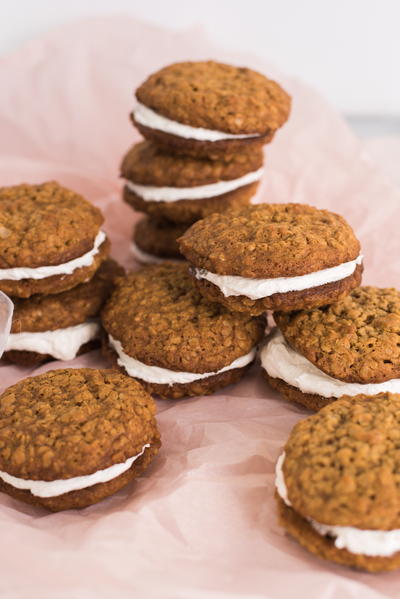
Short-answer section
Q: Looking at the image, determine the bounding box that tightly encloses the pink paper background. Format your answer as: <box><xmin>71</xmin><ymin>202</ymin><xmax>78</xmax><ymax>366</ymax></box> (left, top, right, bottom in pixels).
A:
<box><xmin>0</xmin><ymin>16</ymin><xmax>400</xmax><ymax>598</ymax></box>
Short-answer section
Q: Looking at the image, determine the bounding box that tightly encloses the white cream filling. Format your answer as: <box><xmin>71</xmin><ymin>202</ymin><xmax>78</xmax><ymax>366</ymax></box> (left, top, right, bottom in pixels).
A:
<box><xmin>125</xmin><ymin>168</ymin><xmax>264</xmax><ymax>202</ymax></box>
<box><xmin>133</xmin><ymin>102</ymin><xmax>260</xmax><ymax>142</ymax></box>
<box><xmin>109</xmin><ymin>334</ymin><xmax>256</xmax><ymax>385</ymax></box>
<box><xmin>0</xmin><ymin>231</ymin><xmax>106</xmax><ymax>281</ymax></box>
<box><xmin>5</xmin><ymin>321</ymin><xmax>100</xmax><ymax>361</ymax></box>
<box><xmin>0</xmin><ymin>444</ymin><xmax>150</xmax><ymax>498</ymax></box>
<box><xmin>275</xmin><ymin>452</ymin><xmax>400</xmax><ymax>557</ymax></box>
<box><xmin>130</xmin><ymin>241</ymin><xmax>182</xmax><ymax>265</ymax></box>
<box><xmin>194</xmin><ymin>255</ymin><xmax>363</xmax><ymax>300</ymax></box>
<box><xmin>261</xmin><ymin>329</ymin><xmax>400</xmax><ymax>398</ymax></box>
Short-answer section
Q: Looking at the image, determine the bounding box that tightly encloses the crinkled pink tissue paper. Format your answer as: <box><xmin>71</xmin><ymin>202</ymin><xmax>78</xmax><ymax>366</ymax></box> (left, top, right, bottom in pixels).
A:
<box><xmin>0</xmin><ymin>15</ymin><xmax>399</xmax><ymax>599</ymax></box>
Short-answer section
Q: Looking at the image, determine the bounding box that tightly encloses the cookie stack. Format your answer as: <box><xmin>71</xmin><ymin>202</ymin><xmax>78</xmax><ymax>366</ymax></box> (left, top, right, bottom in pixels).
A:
<box><xmin>122</xmin><ymin>60</ymin><xmax>291</xmax><ymax>263</ymax></box>
<box><xmin>0</xmin><ymin>181</ymin><xmax>122</xmax><ymax>365</ymax></box>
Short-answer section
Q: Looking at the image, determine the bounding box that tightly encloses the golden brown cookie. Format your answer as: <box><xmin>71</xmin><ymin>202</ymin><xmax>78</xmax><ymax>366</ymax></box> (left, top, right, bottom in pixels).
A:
<box><xmin>132</xmin><ymin>61</ymin><xmax>290</xmax><ymax>160</ymax></box>
<box><xmin>275</xmin><ymin>394</ymin><xmax>400</xmax><ymax>571</ymax></box>
<box><xmin>0</xmin><ymin>368</ymin><xmax>161</xmax><ymax>511</ymax></box>
<box><xmin>0</xmin><ymin>181</ymin><xmax>109</xmax><ymax>298</ymax></box>
<box><xmin>179</xmin><ymin>204</ymin><xmax>362</xmax><ymax>315</ymax></box>
<box><xmin>275</xmin><ymin>287</ymin><xmax>400</xmax><ymax>383</ymax></box>
<box><xmin>122</xmin><ymin>141</ymin><xmax>263</xmax><ymax>224</ymax></box>
<box><xmin>101</xmin><ymin>262</ymin><xmax>265</xmax><ymax>399</ymax></box>
<box><xmin>132</xmin><ymin>218</ymin><xmax>186</xmax><ymax>263</ymax></box>
<box><xmin>3</xmin><ymin>259</ymin><xmax>124</xmax><ymax>366</ymax></box>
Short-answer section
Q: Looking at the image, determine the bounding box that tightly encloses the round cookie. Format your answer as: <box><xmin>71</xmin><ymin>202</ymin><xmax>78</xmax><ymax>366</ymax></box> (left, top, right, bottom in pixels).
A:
<box><xmin>3</xmin><ymin>259</ymin><xmax>124</xmax><ymax>366</ymax></box>
<box><xmin>0</xmin><ymin>368</ymin><xmax>161</xmax><ymax>511</ymax></box>
<box><xmin>276</xmin><ymin>394</ymin><xmax>400</xmax><ymax>571</ymax></box>
<box><xmin>179</xmin><ymin>203</ymin><xmax>363</xmax><ymax>315</ymax></box>
<box><xmin>101</xmin><ymin>262</ymin><xmax>265</xmax><ymax>399</ymax></box>
<box><xmin>0</xmin><ymin>181</ymin><xmax>109</xmax><ymax>298</ymax></box>
<box><xmin>262</xmin><ymin>287</ymin><xmax>400</xmax><ymax>410</ymax></box>
<box><xmin>122</xmin><ymin>141</ymin><xmax>263</xmax><ymax>224</ymax></box>
<box><xmin>132</xmin><ymin>61</ymin><xmax>291</xmax><ymax>160</ymax></box>
<box><xmin>132</xmin><ymin>218</ymin><xmax>186</xmax><ymax>264</ymax></box>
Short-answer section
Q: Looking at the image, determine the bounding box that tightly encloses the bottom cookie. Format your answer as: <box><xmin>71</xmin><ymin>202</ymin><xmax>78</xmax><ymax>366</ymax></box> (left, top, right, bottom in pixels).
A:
<box><xmin>191</xmin><ymin>264</ymin><xmax>363</xmax><ymax>315</ymax></box>
<box><xmin>103</xmin><ymin>340</ymin><xmax>252</xmax><ymax>400</ymax></box>
<box><xmin>276</xmin><ymin>494</ymin><xmax>400</xmax><ymax>572</ymax></box>
<box><xmin>263</xmin><ymin>372</ymin><xmax>333</xmax><ymax>411</ymax></box>
<box><xmin>2</xmin><ymin>339</ymin><xmax>100</xmax><ymax>367</ymax></box>
<box><xmin>132</xmin><ymin>217</ymin><xmax>186</xmax><ymax>263</ymax></box>
<box><xmin>1</xmin><ymin>441</ymin><xmax>160</xmax><ymax>512</ymax></box>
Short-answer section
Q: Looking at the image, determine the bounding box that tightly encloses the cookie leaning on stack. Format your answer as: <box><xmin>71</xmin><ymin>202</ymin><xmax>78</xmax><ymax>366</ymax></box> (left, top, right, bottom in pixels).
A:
<box><xmin>261</xmin><ymin>286</ymin><xmax>400</xmax><ymax>411</ymax></box>
<box><xmin>179</xmin><ymin>203</ymin><xmax>363</xmax><ymax>315</ymax></box>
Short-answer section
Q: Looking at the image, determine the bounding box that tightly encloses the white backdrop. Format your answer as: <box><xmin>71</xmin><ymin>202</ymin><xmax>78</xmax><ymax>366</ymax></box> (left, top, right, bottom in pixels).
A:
<box><xmin>2</xmin><ymin>0</ymin><xmax>400</xmax><ymax>115</ymax></box>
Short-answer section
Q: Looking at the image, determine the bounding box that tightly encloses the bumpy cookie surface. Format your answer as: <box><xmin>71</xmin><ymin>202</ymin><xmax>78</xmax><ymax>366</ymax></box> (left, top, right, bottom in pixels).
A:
<box><xmin>10</xmin><ymin>258</ymin><xmax>124</xmax><ymax>333</ymax></box>
<box><xmin>136</xmin><ymin>61</ymin><xmax>291</xmax><ymax>135</ymax></box>
<box><xmin>0</xmin><ymin>181</ymin><xmax>103</xmax><ymax>268</ymax></box>
<box><xmin>282</xmin><ymin>393</ymin><xmax>400</xmax><ymax>529</ymax></box>
<box><xmin>179</xmin><ymin>204</ymin><xmax>360</xmax><ymax>278</ymax></box>
<box><xmin>275</xmin><ymin>286</ymin><xmax>400</xmax><ymax>383</ymax></box>
<box><xmin>133</xmin><ymin>218</ymin><xmax>186</xmax><ymax>259</ymax></box>
<box><xmin>0</xmin><ymin>368</ymin><xmax>159</xmax><ymax>481</ymax></box>
<box><xmin>101</xmin><ymin>262</ymin><xmax>265</xmax><ymax>373</ymax></box>
<box><xmin>121</xmin><ymin>140</ymin><xmax>263</xmax><ymax>187</ymax></box>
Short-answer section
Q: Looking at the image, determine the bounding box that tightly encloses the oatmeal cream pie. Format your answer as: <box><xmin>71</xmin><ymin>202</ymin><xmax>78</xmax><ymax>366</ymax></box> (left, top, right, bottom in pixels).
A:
<box><xmin>122</xmin><ymin>140</ymin><xmax>264</xmax><ymax>224</ymax></box>
<box><xmin>101</xmin><ymin>262</ymin><xmax>265</xmax><ymax>399</ymax></box>
<box><xmin>262</xmin><ymin>286</ymin><xmax>400</xmax><ymax>411</ymax></box>
<box><xmin>132</xmin><ymin>61</ymin><xmax>291</xmax><ymax>160</ymax></box>
<box><xmin>0</xmin><ymin>368</ymin><xmax>160</xmax><ymax>511</ymax></box>
<box><xmin>3</xmin><ymin>259</ymin><xmax>124</xmax><ymax>366</ymax></box>
<box><xmin>0</xmin><ymin>181</ymin><xmax>109</xmax><ymax>298</ymax></box>
<box><xmin>131</xmin><ymin>217</ymin><xmax>185</xmax><ymax>265</ymax></box>
<box><xmin>179</xmin><ymin>203</ymin><xmax>363</xmax><ymax>316</ymax></box>
<box><xmin>276</xmin><ymin>394</ymin><xmax>400</xmax><ymax>572</ymax></box>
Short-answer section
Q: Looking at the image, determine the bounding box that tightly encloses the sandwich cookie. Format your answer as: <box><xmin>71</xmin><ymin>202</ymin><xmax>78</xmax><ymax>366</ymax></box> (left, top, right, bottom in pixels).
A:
<box><xmin>179</xmin><ymin>204</ymin><xmax>363</xmax><ymax>316</ymax></box>
<box><xmin>132</xmin><ymin>61</ymin><xmax>291</xmax><ymax>160</ymax></box>
<box><xmin>131</xmin><ymin>218</ymin><xmax>186</xmax><ymax>264</ymax></box>
<box><xmin>0</xmin><ymin>368</ymin><xmax>160</xmax><ymax>511</ymax></box>
<box><xmin>0</xmin><ymin>181</ymin><xmax>109</xmax><ymax>298</ymax></box>
<box><xmin>122</xmin><ymin>140</ymin><xmax>264</xmax><ymax>224</ymax></box>
<box><xmin>3</xmin><ymin>259</ymin><xmax>124</xmax><ymax>366</ymax></box>
<box><xmin>276</xmin><ymin>394</ymin><xmax>400</xmax><ymax>571</ymax></box>
<box><xmin>101</xmin><ymin>262</ymin><xmax>265</xmax><ymax>399</ymax></box>
<box><xmin>263</xmin><ymin>287</ymin><xmax>400</xmax><ymax>411</ymax></box>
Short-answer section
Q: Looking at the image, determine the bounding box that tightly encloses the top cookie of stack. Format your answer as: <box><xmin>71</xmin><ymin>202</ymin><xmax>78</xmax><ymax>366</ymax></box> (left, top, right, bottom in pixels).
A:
<box><xmin>123</xmin><ymin>61</ymin><xmax>291</xmax><ymax>263</ymax></box>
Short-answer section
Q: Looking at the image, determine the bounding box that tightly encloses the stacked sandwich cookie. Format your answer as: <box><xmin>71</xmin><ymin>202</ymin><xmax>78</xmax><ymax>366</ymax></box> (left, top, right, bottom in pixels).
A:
<box><xmin>261</xmin><ymin>286</ymin><xmax>400</xmax><ymax>411</ymax></box>
<box><xmin>275</xmin><ymin>394</ymin><xmax>400</xmax><ymax>571</ymax></box>
<box><xmin>101</xmin><ymin>262</ymin><xmax>265</xmax><ymax>399</ymax></box>
<box><xmin>0</xmin><ymin>369</ymin><xmax>160</xmax><ymax>511</ymax></box>
<box><xmin>178</xmin><ymin>203</ymin><xmax>363</xmax><ymax>315</ymax></box>
<box><xmin>123</xmin><ymin>60</ymin><xmax>291</xmax><ymax>264</ymax></box>
<box><xmin>0</xmin><ymin>181</ymin><xmax>122</xmax><ymax>365</ymax></box>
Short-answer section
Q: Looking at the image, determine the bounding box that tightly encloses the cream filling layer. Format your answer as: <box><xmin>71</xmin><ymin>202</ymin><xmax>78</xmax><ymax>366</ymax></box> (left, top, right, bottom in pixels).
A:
<box><xmin>0</xmin><ymin>444</ymin><xmax>150</xmax><ymax>498</ymax></box>
<box><xmin>133</xmin><ymin>102</ymin><xmax>260</xmax><ymax>142</ymax></box>
<box><xmin>261</xmin><ymin>329</ymin><xmax>400</xmax><ymax>398</ymax></box>
<box><xmin>275</xmin><ymin>453</ymin><xmax>400</xmax><ymax>557</ymax></box>
<box><xmin>130</xmin><ymin>241</ymin><xmax>181</xmax><ymax>265</ymax></box>
<box><xmin>109</xmin><ymin>334</ymin><xmax>256</xmax><ymax>385</ymax></box>
<box><xmin>5</xmin><ymin>321</ymin><xmax>100</xmax><ymax>361</ymax></box>
<box><xmin>125</xmin><ymin>168</ymin><xmax>264</xmax><ymax>202</ymax></box>
<box><xmin>0</xmin><ymin>231</ymin><xmax>106</xmax><ymax>281</ymax></box>
<box><xmin>194</xmin><ymin>255</ymin><xmax>363</xmax><ymax>300</ymax></box>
